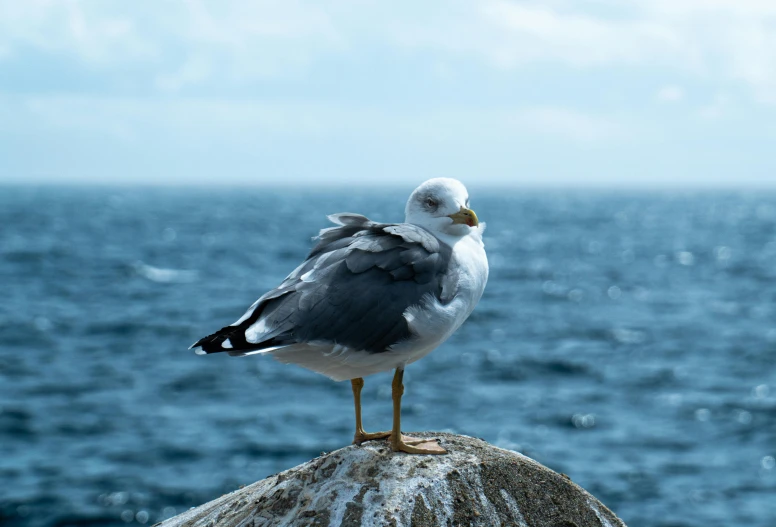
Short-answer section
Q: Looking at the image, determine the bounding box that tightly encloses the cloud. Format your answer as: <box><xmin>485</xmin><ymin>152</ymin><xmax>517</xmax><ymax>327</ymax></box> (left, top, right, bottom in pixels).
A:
<box><xmin>0</xmin><ymin>91</ymin><xmax>622</xmax><ymax>145</ymax></box>
<box><xmin>155</xmin><ymin>54</ymin><xmax>213</xmax><ymax>93</ymax></box>
<box><xmin>0</xmin><ymin>90</ymin><xmax>634</xmax><ymax>185</ymax></box>
<box><xmin>657</xmin><ymin>85</ymin><xmax>684</xmax><ymax>103</ymax></box>
<box><xmin>478</xmin><ymin>1</ymin><xmax>684</xmax><ymax>68</ymax></box>
<box><xmin>0</xmin><ymin>0</ymin><xmax>340</xmax><ymax>86</ymax></box>
<box><xmin>698</xmin><ymin>93</ymin><xmax>732</xmax><ymax>120</ymax></box>
<box><xmin>510</xmin><ymin>106</ymin><xmax>622</xmax><ymax>142</ymax></box>
<box><xmin>0</xmin><ymin>0</ymin><xmax>155</xmax><ymax>64</ymax></box>
<box><xmin>0</xmin><ymin>0</ymin><xmax>776</xmax><ymax>103</ymax></box>
<box><xmin>1</xmin><ymin>0</ymin><xmax>776</xmax><ymax>103</ymax></box>
<box><xmin>393</xmin><ymin>0</ymin><xmax>776</xmax><ymax>104</ymax></box>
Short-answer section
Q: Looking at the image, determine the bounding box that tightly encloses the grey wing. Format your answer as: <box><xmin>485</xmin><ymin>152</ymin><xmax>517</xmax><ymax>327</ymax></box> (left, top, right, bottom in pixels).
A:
<box><xmin>191</xmin><ymin>215</ymin><xmax>454</xmax><ymax>355</ymax></box>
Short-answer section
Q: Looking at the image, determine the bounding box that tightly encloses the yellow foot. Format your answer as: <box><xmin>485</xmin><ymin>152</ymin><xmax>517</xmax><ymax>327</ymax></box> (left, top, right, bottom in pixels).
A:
<box><xmin>353</xmin><ymin>432</ymin><xmax>434</xmax><ymax>446</ymax></box>
<box><xmin>399</xmin><ymin>435</ymin><xmax>436</xmax><ymax>446</ymax></box>
<box><xmin>353</xmin><ymin>431</ymin><xmax>391</xmax><ymax>445</ymax></box>
<box><xmin>392</xmin><ymin>438</ymin><xmax>447</xmax><ymax>455</ymax></box>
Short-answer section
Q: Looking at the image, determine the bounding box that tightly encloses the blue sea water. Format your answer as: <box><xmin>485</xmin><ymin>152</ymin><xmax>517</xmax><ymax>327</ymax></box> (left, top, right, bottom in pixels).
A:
<box><xmin>0</xmin><ymin>185</ymin><xmax>775</xmax><ymax>527</ymax></box>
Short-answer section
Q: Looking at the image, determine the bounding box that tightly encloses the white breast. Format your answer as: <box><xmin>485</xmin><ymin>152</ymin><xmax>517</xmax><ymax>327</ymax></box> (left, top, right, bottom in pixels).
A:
<box><xmin>397</xmin><ymin>229</ymin><xmax>489</xmax><ymax>365</ymax></box>
<box><xmin>450</xmin><ymin>231</ymin><xmax>489</xmax><ymax>315</ymax></box>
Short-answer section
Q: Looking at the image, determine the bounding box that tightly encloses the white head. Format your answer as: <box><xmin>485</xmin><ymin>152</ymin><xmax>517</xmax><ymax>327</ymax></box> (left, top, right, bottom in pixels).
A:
<box><xmin>404</xmin><ymin>178</ymin><xmax>480</xmax><ymax>238</ymax></box>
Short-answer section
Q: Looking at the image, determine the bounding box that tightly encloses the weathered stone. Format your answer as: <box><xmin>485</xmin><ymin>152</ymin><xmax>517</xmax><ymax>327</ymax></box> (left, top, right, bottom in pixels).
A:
<box><xmin>158</xmin><ymin>433</ymin><xmax>626</xmax><ymax>527</ymax></box>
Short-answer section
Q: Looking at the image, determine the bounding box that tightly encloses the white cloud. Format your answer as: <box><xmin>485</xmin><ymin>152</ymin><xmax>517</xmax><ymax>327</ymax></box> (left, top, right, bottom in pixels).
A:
<box><xmin>657</xmin><ymin>85</ymin><xmax>684</xmax><ymax>103</ymax></box>
<box><xmin>478</xmin><ymin>1</ymin><xmax>684</xmax><ymax>68</ymax></box>
<box><xmin>0</xmin><ymin>0</ymin><xmax>155</xmax><ymax>64</ymax></box>
<box><xmin>698</xmin><ymin>93</ymin><xmax>732</xmax><ymax>120</ymax></box>
<box><xmin>0</xmin><ymin>0</ymin><xmax>340</xmax><ymax>84</ymax></box>
<box><xmin>0</xmin><ymin>91</ymin><xmax>634</xmax><ymax>185</ymax></box>
<box><xmin>645</xmin><ymin>0</ymin><xmax>776</xmax><ymax>17</ymax></box>
<box><xmin>0</xmin><ymin>91</ymin><xmax>623</xmax><ymax>147</ymax></box>
<box><xmin>1</xmin><ymin>0</ymin><xmax>776</xmax><ymax>103</ymax></box>
<box><xmin>510</xmin><ymin>106</ymin><xmax>622</xmax><ymax>142</ymax></box>
<box><xmin>155</xmin><ymin>54</ymin><xmax>213</xmax><ymax>93</ymax></box>
<box><xmin>393</xmin><ymin>0</ymin><xmax>776</xmax><ymax>104</ymax></box>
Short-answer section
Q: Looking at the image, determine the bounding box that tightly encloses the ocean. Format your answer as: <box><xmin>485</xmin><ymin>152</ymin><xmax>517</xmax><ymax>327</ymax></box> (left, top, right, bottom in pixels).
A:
<box><xmin>1</xmin><ymin>185</ymin><xmax>774</xmax><ymax>526</ymax></box>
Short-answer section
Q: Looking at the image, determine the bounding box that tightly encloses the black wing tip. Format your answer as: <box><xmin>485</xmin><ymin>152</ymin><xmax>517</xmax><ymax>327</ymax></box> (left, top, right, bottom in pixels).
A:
<box><xmin>189</xmin><ymin>339</ymin><xmax>210</xmax><ymax>355</ymax></box>
<box><xmin>188</xmin><ymin>327</ymin><xmax>281</xmax><ymax>356</ymax></box>
<box><xmin>188</xmin><ymin>332</ymin><xmax>226</xmax><ymax>354</ymax></box>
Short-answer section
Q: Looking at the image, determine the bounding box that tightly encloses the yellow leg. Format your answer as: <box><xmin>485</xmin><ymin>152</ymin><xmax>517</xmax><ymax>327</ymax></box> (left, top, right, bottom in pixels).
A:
<box><xmin>351</xmin><ymin>378</ymin><xmax>390</xmax><ymax>444</ymax></box>
<box><xmin>390</xmin><ymin>368</ymin><xmax>447</xmax><ymax>455</ymax></box>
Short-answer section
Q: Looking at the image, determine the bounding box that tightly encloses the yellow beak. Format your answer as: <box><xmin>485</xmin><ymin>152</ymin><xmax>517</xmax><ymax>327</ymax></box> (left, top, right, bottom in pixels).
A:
<box><xmin>448</xmin><ymin>206</ymin><xmax>479</xmax><ymax>227</ymax></box>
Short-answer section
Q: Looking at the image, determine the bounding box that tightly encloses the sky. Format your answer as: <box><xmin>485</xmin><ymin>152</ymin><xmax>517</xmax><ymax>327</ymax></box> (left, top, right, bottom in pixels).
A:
<box><xmin>0</xmin><ymin>0</ymin><xmax>775</xmax><ymax>187</ymax></box>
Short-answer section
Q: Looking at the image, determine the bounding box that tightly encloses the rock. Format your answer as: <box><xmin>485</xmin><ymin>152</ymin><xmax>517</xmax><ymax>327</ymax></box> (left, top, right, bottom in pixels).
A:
<box><xmin>158</xmin><ymin>432</ymin><xmax>626</xmax><ymax>527</ymax></box>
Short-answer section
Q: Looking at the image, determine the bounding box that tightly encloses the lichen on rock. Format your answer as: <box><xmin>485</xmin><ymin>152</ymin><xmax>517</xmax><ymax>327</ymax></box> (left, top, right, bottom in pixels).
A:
<box><xmin>158</xmin><ymin>432</ymin><xmax>626</xmax><ymax>527</ymax></box>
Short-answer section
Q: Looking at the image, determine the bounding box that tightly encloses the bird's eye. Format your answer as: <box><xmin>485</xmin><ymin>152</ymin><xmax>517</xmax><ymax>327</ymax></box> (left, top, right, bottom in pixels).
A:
<box><xmin>425</xmin><ymin>198</ymin><xmax>438</xmax><ymax>208</ymax></box>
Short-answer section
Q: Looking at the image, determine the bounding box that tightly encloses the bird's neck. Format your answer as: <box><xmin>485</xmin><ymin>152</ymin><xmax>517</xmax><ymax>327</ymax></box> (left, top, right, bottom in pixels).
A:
<box><xmin>432</xmin><ymin>227</ymin><xmax>484</xmax><ymax>251</ymax></box>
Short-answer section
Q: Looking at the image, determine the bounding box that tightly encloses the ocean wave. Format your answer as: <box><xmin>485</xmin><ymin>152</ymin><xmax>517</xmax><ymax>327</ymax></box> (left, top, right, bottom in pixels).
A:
<box><xmin>132</xmin><ymin>261</ymin><xmax>199</xmax><ymax>283</ymax></box>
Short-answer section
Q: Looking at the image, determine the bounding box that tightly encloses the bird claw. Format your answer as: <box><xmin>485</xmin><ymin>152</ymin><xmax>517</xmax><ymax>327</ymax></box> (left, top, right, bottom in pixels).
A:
<box><xmin>392</xmin><ymin>437</ymin><xmax>447</xmax><ymax>455</ymax></box>
<box><xmin>352</xmin><ymin>430</ymin><xmax>391</xmax><ymax>445</ymax></box>
<box><xmin>399</xmin><ymin>435</ymin><xmax>437</xmax><ymax>446</ymax></box>
<box><xmin>353</xmin><ymin>432</ymin><xmax>438</xmax><ymax>448</ymax></box>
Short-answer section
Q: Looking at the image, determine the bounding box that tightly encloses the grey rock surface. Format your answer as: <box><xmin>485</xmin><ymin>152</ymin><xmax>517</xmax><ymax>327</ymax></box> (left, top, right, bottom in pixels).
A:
<box><xmin>159</xmin><ymin>432</ymin><xmax>626</xmax><ymax>527</ymax></box>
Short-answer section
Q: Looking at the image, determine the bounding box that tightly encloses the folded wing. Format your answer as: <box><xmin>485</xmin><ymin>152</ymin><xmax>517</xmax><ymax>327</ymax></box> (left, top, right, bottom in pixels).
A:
<box><xmin>190</xmin><ymin>214</ymin><xmax>454</xmax><ymax>356</ymax></box>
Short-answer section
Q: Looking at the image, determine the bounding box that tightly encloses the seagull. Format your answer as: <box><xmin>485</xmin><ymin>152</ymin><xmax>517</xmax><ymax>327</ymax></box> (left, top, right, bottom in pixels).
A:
<box><xmin>190</xmin><ymin>178</ymin><xmax>488</xmax><ymax>454</ymax></box>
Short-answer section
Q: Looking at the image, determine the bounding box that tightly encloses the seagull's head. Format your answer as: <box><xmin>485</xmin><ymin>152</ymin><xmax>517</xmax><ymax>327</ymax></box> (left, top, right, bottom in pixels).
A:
<box><xmin>405</xmin><ymin>178</ymin><xmax>480</xmax><ymax>238</ymax></box>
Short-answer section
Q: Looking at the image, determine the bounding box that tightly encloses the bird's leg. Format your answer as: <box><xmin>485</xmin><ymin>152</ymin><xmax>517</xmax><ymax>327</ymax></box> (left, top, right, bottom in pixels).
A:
<box><xmin>390</xmin><ymin>368</ymin><xmax>447</xmax><ymax>455</ymax></box>
<box><xmin>351</xmin><ymin>376</ymin><xmax>429</xmax><ymax>447</ymax></box>
<box><xmin>351</xmin><ymin>378</ymin><xmax>390</xmax><ymax>444</ymax></box>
